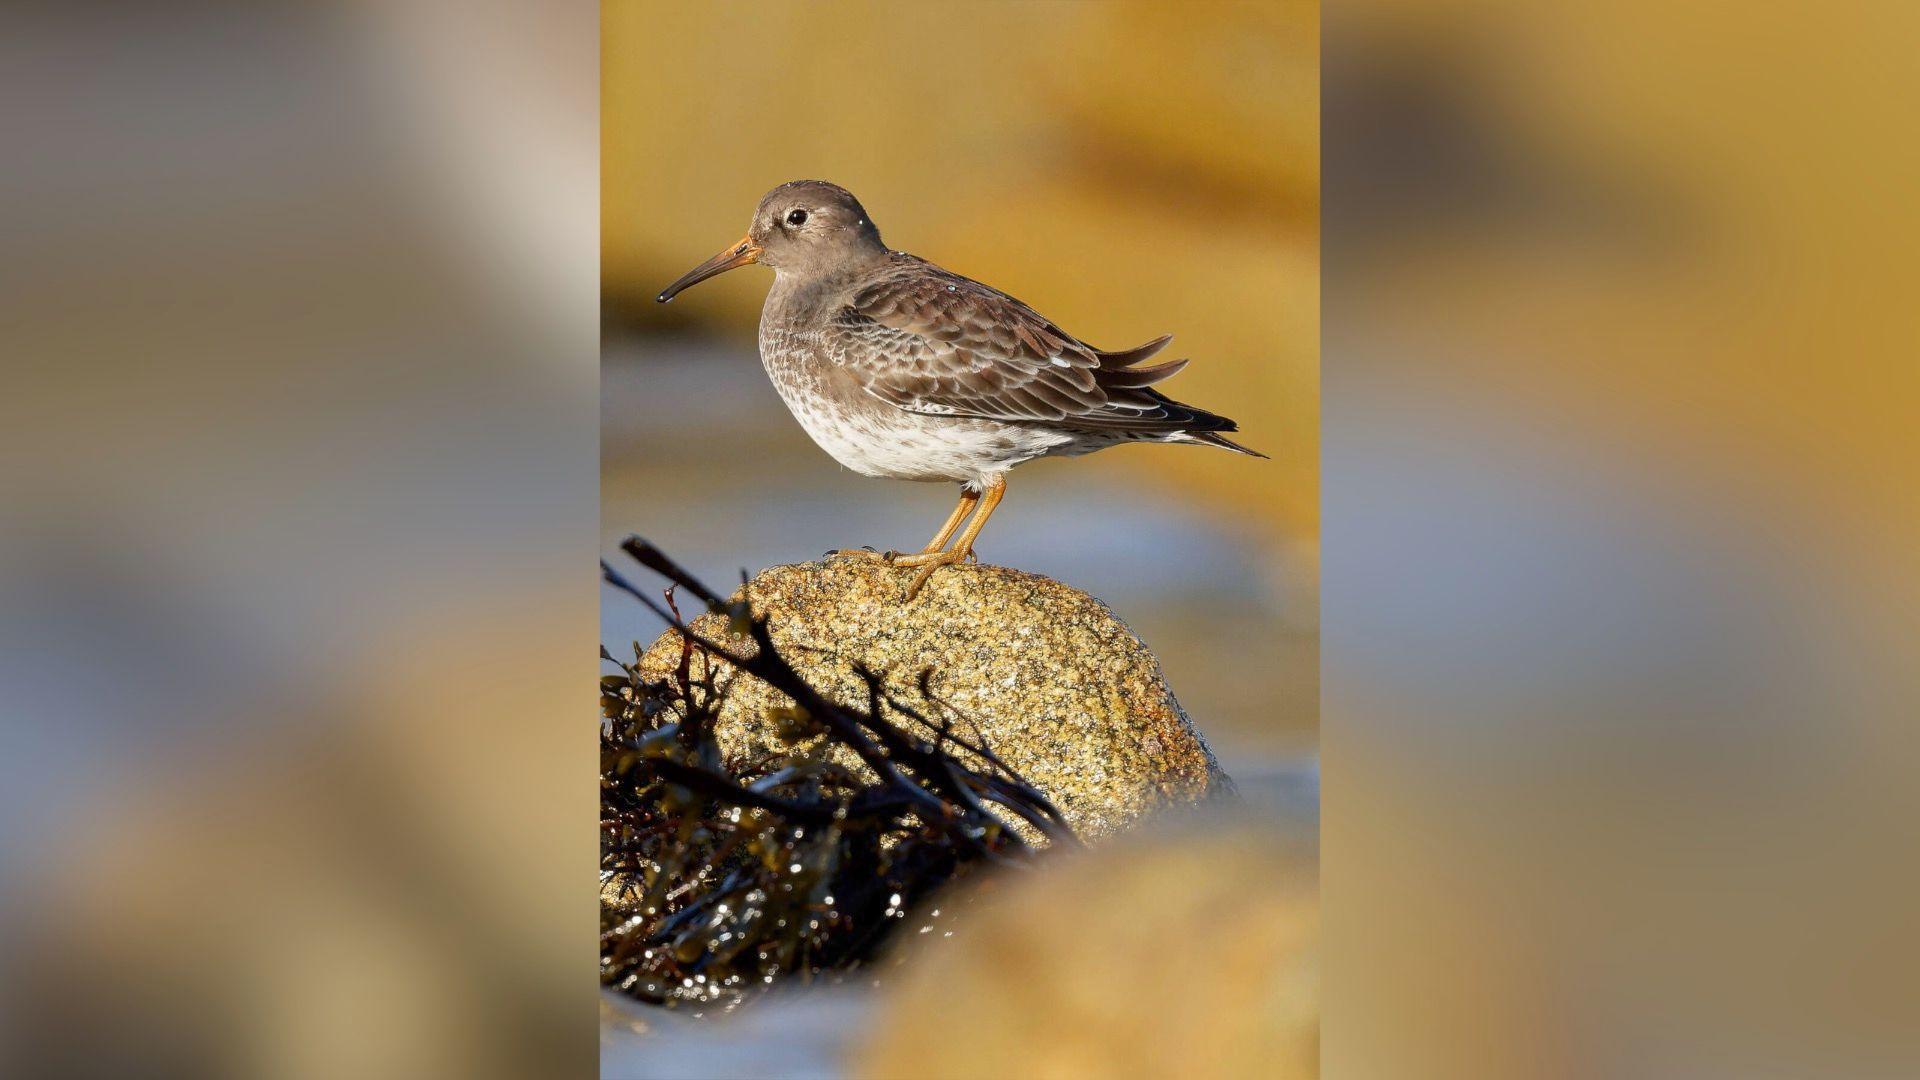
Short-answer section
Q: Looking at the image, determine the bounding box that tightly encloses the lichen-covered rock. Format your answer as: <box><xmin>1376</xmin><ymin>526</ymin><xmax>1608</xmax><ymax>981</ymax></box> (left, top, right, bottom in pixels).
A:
<box><xmin>634</xmin><ymin>557</ymin><xmax>1225</xmax><ymax>840</ymax></box>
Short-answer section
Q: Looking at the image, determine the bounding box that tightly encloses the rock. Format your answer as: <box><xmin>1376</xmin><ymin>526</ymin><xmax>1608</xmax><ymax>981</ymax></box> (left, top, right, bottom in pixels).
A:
<box><xmin>853</xmin><ymin>812</ymin><xmax>1318</xmax><ymax>1079</ymax></box>
<box><xmin>634</xmin><ymin>557</ymin><xmax>1225</xmax><ymax>841</ymax></box>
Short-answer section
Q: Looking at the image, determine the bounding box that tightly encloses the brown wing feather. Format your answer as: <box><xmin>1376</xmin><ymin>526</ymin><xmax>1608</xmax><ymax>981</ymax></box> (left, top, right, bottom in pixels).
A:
<box><xmin>830</xmin><ymin>254</ymin><xmax>1240</xmax><ymax>437</ymax></box>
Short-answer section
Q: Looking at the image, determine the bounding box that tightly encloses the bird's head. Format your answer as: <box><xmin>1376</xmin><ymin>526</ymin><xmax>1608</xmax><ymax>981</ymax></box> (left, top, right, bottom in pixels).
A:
<box><xmin>657</xmin><ymin>180</ymin><xmax>885</xmax><ymax>303</ymax></box>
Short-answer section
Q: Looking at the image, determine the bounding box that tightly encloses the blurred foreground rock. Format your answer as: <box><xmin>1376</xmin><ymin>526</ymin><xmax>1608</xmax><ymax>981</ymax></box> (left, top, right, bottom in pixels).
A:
<box><xmin>855</xmin><ymin>813</ymin><xmax>1317</xmax><ymax>1079</ymax></box>
<box><xmin>635</xmin><ymin>557</ymin><xmax>1225</xmax><ymax>840</ymax></box>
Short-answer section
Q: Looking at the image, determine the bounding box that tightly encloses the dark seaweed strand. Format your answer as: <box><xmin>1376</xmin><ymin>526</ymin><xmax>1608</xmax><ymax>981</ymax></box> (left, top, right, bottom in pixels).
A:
<box><xmin>599</xmin><ymin>538</ymin><xmax>1074</xmax><ymax>1009</ymax></box>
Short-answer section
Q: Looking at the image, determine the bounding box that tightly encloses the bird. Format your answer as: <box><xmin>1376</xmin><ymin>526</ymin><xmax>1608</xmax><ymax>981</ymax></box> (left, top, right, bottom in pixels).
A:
<box><xmin>656</xmin><ymin>180</ymin><xmax>1264</xmax><ymax>598</ymax></box>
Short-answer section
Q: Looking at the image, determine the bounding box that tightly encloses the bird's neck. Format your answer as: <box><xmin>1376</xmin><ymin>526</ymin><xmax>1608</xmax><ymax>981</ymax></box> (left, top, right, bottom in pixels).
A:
<box><xmin>768</xmin><ymin>253</ymin><xmax>887</xmax><ymax>319</ymax></box>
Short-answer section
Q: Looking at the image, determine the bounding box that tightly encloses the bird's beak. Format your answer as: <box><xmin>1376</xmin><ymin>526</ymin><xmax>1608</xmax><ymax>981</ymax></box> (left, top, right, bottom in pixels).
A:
<box><xmin>656</xmin><ymin>235</ymin><xmax>761</xmax><ymax>303</ymax></box>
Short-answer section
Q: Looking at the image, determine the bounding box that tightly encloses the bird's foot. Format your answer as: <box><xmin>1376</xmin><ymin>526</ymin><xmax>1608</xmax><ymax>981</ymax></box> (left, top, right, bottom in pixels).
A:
<box><xmin>826</xmin><ymin>546</ymin><xmax>895</xmax><ymax>562</ymax></box>
<box><xmin>828</xmin><ymin>546</ymin><xmax>978</xmax><ymax>597</ymax></box>
<box><xmin>882</xmin><ymin>550</ymin><xmax>948</xmax><ymax>568</ymax></box>
<box><xmin>900</xmin><ymin>549</ymin><xmax>971</xmax><ymax>600</ymax></box>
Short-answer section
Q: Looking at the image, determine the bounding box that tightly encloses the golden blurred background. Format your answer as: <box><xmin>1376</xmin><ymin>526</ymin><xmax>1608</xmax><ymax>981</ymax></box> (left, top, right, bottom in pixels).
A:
<box><xmin>602</xmin><ymin>0</ymin><xmax>1321</xmax><ymax>757</ymax></box>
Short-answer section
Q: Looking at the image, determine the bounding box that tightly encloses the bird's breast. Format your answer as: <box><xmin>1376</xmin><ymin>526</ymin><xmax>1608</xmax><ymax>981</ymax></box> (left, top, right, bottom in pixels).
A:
<box><xmin>754</xmin><ymin>325</ymin><xmax>1062</xmax><ymax>484</ymax></box>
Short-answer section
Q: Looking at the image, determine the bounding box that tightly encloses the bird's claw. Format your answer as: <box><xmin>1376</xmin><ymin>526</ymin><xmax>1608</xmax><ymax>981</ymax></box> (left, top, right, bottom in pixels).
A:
<box><xmin>827</xmin><ymin>540</ymin><xmax>980</xmax><ymax>596</ymax></box>
<box><xmin>902</xmin><ymin>550</ymin><xmax>970</xmax><ymax>600</ymax></box>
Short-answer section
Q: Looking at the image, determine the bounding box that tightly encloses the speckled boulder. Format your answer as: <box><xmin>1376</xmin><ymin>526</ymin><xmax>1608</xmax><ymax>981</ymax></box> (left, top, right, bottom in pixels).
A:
<box><xmin>634</xmin><ymin>558</ymin><xmax>1226</xmax><ymax>841</ymax></box>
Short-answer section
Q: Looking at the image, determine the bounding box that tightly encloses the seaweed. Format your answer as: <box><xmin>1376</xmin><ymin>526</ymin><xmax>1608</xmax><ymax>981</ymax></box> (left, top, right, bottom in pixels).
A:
<box><xmin>600</xmin><ymin>537</ymin><xmax>1074</xmax><ymax>1010</ymax></box>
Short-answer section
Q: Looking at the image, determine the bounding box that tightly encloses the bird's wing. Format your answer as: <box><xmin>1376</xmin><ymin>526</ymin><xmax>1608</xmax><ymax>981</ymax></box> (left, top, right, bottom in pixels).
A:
<box><xmin>827</xmin><ymin>256</ymin><xmax>1215</xmax><ymax>433</ymax></box>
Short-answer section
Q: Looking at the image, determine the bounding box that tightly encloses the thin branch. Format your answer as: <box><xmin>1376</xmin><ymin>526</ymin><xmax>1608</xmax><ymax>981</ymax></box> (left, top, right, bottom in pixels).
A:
<box><xmin>647</xmin><ymin>758</ymin><xmax>839</xmax><ymax>827</ymax></box>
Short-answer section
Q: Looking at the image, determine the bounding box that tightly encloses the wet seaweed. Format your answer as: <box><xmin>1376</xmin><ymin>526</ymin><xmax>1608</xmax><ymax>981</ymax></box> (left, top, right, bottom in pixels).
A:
<box><xmin>600</xmin><ymin>537</ymin><xmax>1074</xmax><ymax>1010</ymax></box>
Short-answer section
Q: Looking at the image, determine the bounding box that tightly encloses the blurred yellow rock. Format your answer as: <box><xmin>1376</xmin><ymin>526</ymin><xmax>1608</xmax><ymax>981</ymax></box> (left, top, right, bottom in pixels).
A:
<box><xmin>854</xmin><ymin>813</ymin><xmax>1318</xmax><ymax>1080</ymax></box>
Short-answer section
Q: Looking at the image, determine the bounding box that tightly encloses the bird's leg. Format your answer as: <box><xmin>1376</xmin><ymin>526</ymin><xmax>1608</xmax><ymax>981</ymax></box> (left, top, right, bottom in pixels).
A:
<box><xmin>900</xmin><ymin>474</ymin><xmax>1006</xmax><ymax>598</ymax></box>
<box><xmin>830</xmin><ymin>487</ymin><xmax>980</xmax><ymax>562</ymax></box>
<box><xmin>888</xmin><ymin>483</ymin><xmax>992</xmax><ymax>567</ymax></box>
<box><xmin>917</xmin><ymin>487</ymin><xmax>980</xmax><ymax>554</ymax></box>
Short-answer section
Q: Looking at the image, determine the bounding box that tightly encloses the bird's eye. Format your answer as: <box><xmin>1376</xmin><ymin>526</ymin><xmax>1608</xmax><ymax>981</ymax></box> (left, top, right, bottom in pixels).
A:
<box><xmin>786</xmin><ymin>209</ymin><xmax>808</xmax><ymax>226</ymax></box>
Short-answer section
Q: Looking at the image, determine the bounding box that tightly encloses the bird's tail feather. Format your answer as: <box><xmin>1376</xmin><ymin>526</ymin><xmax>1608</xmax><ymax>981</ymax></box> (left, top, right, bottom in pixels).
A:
<box><xmin>1096</xmin><ymin>334</ymin><xmax>1174</xmax><ymax>369</ymax></box>
<box><xmin>1186</xmin><ymin>430</ymin><xmax>1269</xmax><ymax>458</ymax></box>
<box><xmin>1099</xmin><ymin>357</ymin><xmax>1190</xmax><ymax>389</ymax></box>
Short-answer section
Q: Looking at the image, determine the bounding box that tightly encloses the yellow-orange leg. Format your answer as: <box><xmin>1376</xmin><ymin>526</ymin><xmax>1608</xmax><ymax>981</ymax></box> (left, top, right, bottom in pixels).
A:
<box><xmin>895</xmin><ymin>474</ymin><xmax>1007</xmax><ymax>598</ymax></box>
<box><xmin>916</xmin><ymin>486</ymin><xmax>980</xmax><ymax>554</ymax></box>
